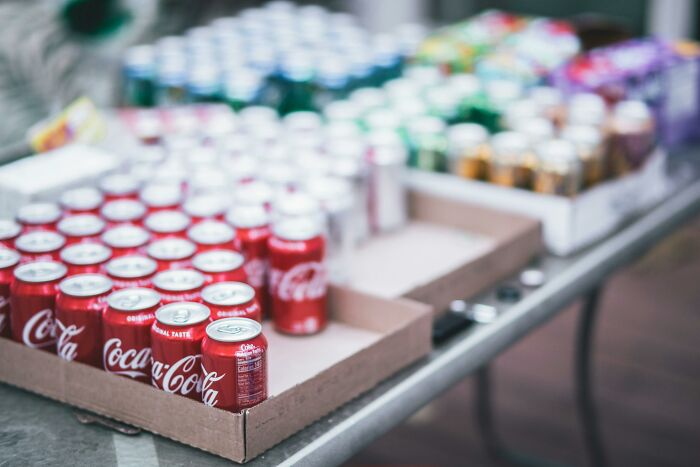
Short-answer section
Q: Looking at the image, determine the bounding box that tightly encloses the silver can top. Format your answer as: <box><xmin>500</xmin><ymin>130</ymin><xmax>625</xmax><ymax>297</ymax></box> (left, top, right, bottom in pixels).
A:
<box><xmin>15</xmin><ymin>231</ymin><xmax>65</xmax><ymax>253</ymax></box>
<box><xmin>101</xmin><ymin>225</ymin><xmax>150</xmax><ymax>248</ymax></box>
<box><xmin>153</xmin><ymin>269</ymin><xmax>204</xmax><ymax>291</ymax></box>
<box><xmin>99</xmin><ymin>173</ymin><xmax>140</xmax><ymax>196</ymax></box>
<box><xmin>59</xmin><ymin>273</ymin><xmax>112</xmax><ymax>297</ymax></box>
<box><xmin>232</xmin><ymin>181</ymin><xmax>274</xmax><ymax>207</ymax></box>
<box><xmin>57</xmin><ymin>214</ymin><xmax>106</xmax><ymax>237</ymax></box>
<box><xmin>144</xmin><ymin>210</ymin><xmax>191</xmax><ymax>233</ymax></box>
<box><xmin>108</xmin><ymin>287</ymin><xmax>160</xmax><ymax>311</ymax></box>
<box><xmin>14</xmin><ymin>261</ymin><xmax>67</xmax><ymax>283</ymax></box>
<box><xmin>60</xmin><ymin>242</ymin><xmax>112</xmax><ymax>265</ymax></box>
<box><xmin>147</xmin><ymin>238</ymin><xmax>196</xmax><ymax>260</ymax></box>
<box><xmin>193</xmin><ymin>250</ymin><xmax>245</xmax><ymax>273</ymax></box>
<box><xmin>560</xmin><ymin>125</ymin><xmax>603</xmax><ymax>149</ymax></box>
<box><xmin>16</xmin><ymin>203</ymin><xmax>61</xmax><ymax>225</ymax></box>
<box><xmin>105</xmin><ymin>255</ymin><xmax>157</xmax><ymax>278</ymax></box>
<box><xmin>0</xmin><ymin>219</ymin><xmax>21</xmax><ymax>240</ymax></box>
<box><xmin>187</xmin><ymin>221</ymin><xmax>235</xmax><ymax>245</ymax></box>
<box><xmin>225</xmin><ymin>204</ymin><xmax>269</xmax><ymax>229</ymax></box>
<box><xmin>100</xmin><ymin>200</ymin><xmax>147</xmax><ymax>222</ymax></box>
<box><xmin>205</xmin><ymin>317</ymin><xmax>262</xmax><ymax>342</ymax></box>
<box><xmin>182</xmin><ymin>195</ymin><xmax>228</xmax><ymax>218</ymax></box>
<box><xmin>273</xmin><ymin>192</ymin><xmax>320</xmax><ymax>219</ymax></box>
<box><xmin>447</xmin><ymin>123</ymin><xmax>489</xmax><ymax>152</ymax></box>
<box><xmin>139</xmin><ymin>183</ymin><xmax>183</xmax><ymax>208</ymax></box>
<box><xmin>0</xmin><ymin>248</ymin><xmax>20</xmax><ymax>269</ymax></box>
<box><xmin>272</xmin><ymin>215</ymin><xmax>323</xmax><ymax>241</ymax></box>
<box><xmin>156</xmin><ymin>301</ymin><xmax>210</xmax><ymax>326</ymax></box>
<box><xmin>202</xmin><ymin>281</ymin><xmax>255</xmax><ymax>306</ymax></box>
<box><xmin>60</xmin><ymin>187</ymin><xmax>103</xmax><ymax>211</ymax></box>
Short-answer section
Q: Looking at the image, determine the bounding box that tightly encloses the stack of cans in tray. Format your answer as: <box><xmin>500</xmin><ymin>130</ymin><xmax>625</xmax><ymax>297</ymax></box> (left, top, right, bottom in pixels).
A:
<box><xmin>0</xmin><ymin>102</ymin><xmax>410</xmax><ymax>412</ymax></box>
<box><xmin>324</xmin><ymin>65</ymin><xmax>658</xmax><ymax>196</ymax></box>
<box><xmin>122</xmin><ymin>1</ymin><xmax>426</xmax><ymax>113</ymax></box>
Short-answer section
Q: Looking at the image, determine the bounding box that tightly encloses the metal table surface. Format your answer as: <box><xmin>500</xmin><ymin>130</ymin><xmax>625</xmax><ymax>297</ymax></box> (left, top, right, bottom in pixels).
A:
<box><xmin>2</xmin><ymin>154</ymin><xmax>700</xmax><ymax>467</ymax></box>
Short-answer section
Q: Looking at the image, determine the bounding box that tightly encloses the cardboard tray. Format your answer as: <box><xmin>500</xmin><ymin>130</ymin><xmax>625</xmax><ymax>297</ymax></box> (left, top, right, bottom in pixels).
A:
<box><xmin>406</xmin><ymin>149</ymin><xmax>675</xmax><ymax>256</ymax></box>
<box><xmin>0</xmin><ymin>286</ymin><xmax>432</xmax><ymax>463</ymax></box>
<box><xmin>347</xmin><ymin>189</ymin><xmax>543</xmax><ymax>315</ymax></box>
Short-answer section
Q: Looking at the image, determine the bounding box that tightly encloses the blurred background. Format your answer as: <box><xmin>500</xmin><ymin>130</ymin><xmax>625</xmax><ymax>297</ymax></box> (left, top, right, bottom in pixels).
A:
<box><xmin>0</xmin><ymin>1</ymin><xmax>698</xmax><ymax>466</ymax></box>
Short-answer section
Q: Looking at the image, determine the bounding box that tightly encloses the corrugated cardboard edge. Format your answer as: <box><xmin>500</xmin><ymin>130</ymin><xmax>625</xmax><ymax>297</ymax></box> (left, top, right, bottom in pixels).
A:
<box><xmin>406</xmin><ymin>190</ymin><xmax>543</xmax><ymax>314</ymax></box>
<box><xmin>243</xmin><ymin>287</ymin><xmax>433</xmax><ymax>461</ymax></box>
<box><xmin>0</xmin><ymin>338</ymin><xmax>247</xmax><ymax>462</ymax></box>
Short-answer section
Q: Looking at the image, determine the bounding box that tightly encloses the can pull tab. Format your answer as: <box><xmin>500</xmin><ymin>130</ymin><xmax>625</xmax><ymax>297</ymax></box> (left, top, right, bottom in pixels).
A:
<box><xmin>73</xmin><ymin>410</ymin><xmax>141</xmax><ymax>436</ymax></box>
<box><xmin>217</xmin><ymin>324</ymin><xmax>244</xmax><ymax>335</ymax></box>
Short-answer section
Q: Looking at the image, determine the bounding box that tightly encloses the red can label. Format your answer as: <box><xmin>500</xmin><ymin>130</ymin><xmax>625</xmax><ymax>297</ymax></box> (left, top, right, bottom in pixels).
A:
<box><xmin>102</xmin><ymin>334</ymin><xmax>153</xmax><ymax>381</ymax></box>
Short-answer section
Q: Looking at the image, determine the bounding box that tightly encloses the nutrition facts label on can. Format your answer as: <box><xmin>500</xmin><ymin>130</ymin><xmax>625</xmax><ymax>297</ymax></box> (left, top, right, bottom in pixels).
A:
<box><xmin>236</xmin><ymin>353</ymin><xmax>266</xmax><ymax>408</ymax></box>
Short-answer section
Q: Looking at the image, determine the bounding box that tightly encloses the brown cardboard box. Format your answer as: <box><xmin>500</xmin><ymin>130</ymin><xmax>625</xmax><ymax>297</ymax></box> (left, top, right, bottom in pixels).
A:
<box><xmin>0</xmin><ymin>286</ymin><xmax>431</xmax><ymax>463</ymax></box>
<box><xmin>348</xmin><ymin>190</ymin><xmax>543</xmax><ymax>315</ymax></box>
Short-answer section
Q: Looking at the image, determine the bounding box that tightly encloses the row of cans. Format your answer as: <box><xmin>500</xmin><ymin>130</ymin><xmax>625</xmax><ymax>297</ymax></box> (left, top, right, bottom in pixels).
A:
<box><xmin>122</xmin><ymin>1</ymin><xmax>426</xmax><ymax>113</ymax></box>
<box><xmin>0</xmin><ymin>256</ymin><xmax>266</xmax><ymax>412</ymax></box>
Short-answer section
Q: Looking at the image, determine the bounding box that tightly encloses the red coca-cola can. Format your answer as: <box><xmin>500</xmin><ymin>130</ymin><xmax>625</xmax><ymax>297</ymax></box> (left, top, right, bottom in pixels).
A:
<box><xmin>15</xmin><ymin>231</ymin><xmax>66</xmax><ymax>264</ymax></box>
<box><xmin>60</xmin><ymin>243</ymin><xmax>112</xmax><ymax>276</ymax></box>
<box><xmin>10</xmin><ymin>261</ymin><xmax>67</xmax><ymax>351</ymax></box>
<box><xmin>182</xmin><ymin>195</ymin><xmax>227</xmax><ymax>224</ymax></box>
<box><xmin>144</xmin><ymin>210</ymin><xmax>191</xmax><ymax>240</ymax></box>
<box><xmin>103</xmin><ymin>287</ymin><xmax>160</xmax><ymax>383</ymax></box>
<box><xmin>57</xmin><ymin>214</ymin><xmax>106</xmax><ymax>245</ymax></box>
<box><xmin>0</xmin><ymin>249</ymin><xmax>20</xmax><ymax>337</ymax></box>
<box><xmin>187</xmin><ymin>220</ymin><xmax>237</xmax><ymax>253</ymax></box>
<box><xmin>151</xmin><ymin>301</ymin><xmax>211</xmax><ymax>400</ymax></box>
<box><xmin>200</xmin><ymin>317</ymin><xmax>268</xmax><ymax>412</ymax></box>
<box><xmin>16</xmin><ymin>203</ymin><xmax>62</xmax><ymax>233</ymax></box>
<box><xmin>147</xmin><ymin>238</ymin><xmax>197</xmax><ymax>271</ymax></box>
<box><xmin>152</xmin><ymin>269</ymin><xmax>205</xmax><ymax>305</ymax></box>
<box><xmin>59</xmin><ymin>187</ymin><xmax>104</xmax><ymax>216</ymax></box>
<box><xmin>98</xmin><ymin>173</ymin><xmax>140</xmax><ymax>201</ymax></box>
<box><xmin>192</xmin><ymin>249</ymin><xmax>247</xmax><ymax>284</ymax></box>
<box><xmin>202</xmin><ymin>282</ymin><xmax>262</xmax><ymax>322</ymax></box>
<box><xmin>101</xmin><ymin>225</ymin><xmax>150</xmax><ymax>257</ymax></box>
<box><xmin>106</xmin><ymin>255</ymin><xmax>157</xmax><ymax>290</ymax></box>
<box><xmin>232</xmin><ymin>180</ymin><xmax>274</xmax><ymax>210</ymax></box>
<box><xmin>139</xmin><ymin>183</ymin><xmax>183</xmax><ymax>213</ymax></box>
<box><xmin>55</xmin><ymin>274</ymin><xmax>112</xmax><ymax>367</ymax></box>
<box><xmin>226</xmin><ymin>205</ymin><xmax>270</xmax><ymax>314</ymax></box>
<box><xmin>269</xmin><ymin>216</ymin><xmax>327</xmax><ymax>335</ymax></box>
<box><xmin>0</xmin><ymin>219</ymin><xmax>22</xmax><ymax>249</ymax></box>
<box><xmin>100</xmin><ymin>200</ymin><xmax>147</xmax><ymax>228</ymax></box>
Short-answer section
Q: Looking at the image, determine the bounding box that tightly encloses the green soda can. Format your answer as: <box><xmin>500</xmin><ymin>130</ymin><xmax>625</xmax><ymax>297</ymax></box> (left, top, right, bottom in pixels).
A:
<box><xmin>123</xmin><ymin>45</ymin><xmax>156</xmax><ymax>107</ymax></box>
<box><xmin>406</xmin><ymin>115</ymin><xmax>448</xmax><ymax>172</ymax></box>
<box><xmin>277</xmin><ymin>53</ymin><xmax>315</xmax><ymax>115</ymax></box>
<box><xmin>467</xmin><ymin>79</ymin><xmax>523</xmax><ymax>133</ymax></box>
<box><xmin>155</xmin><ymin>57</ymin><xmax>188</xmax><ymax>106</ymax></box>
<box><xmin>186</xmin><ymin>65</ymin><xmax>222</xmax><ymax>104</ymax></box>
<box><xmin>223</xmin><ymin>69</ymin><xmax>264</xmax><ymax>111</ymax></box>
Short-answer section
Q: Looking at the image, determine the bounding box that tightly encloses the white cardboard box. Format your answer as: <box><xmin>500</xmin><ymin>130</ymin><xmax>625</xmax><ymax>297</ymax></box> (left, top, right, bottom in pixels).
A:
<box><xmin>407</xmin><ymin>149</ymin><xmax>677</xmax><ymax>256</ymax></box>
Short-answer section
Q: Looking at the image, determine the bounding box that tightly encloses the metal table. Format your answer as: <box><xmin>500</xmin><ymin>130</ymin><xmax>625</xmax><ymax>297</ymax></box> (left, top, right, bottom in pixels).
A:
<box><xmin>2</xmin><ymin>154</ymin><xmax>700</xmax><ymax>467</ymax></box>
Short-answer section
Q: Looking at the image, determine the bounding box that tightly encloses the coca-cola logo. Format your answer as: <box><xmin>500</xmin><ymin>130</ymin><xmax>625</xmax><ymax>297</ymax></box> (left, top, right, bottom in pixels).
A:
<box><xmin>103</xmin><ymin>338</ymin><xmax>151</xmax><ymax>378</ymax></box>
<box><xmin>22</xmin><ymin>308</ymin><xmax>56</xmax><ymax>348</ymax></box>
<box><xmin>152</xmin><ymin>355</ymin><xmax>201</xmax><ymax>396</ymax></box>
<box><xmin>270</xmin><ymin>262</ymin><xmax>326</xmax><ymax>302</ymax></box>
<box><xmin>55</xmin><ymin>319</ymin><xmax>85</xmax><ymax>361</ymax></box>
<box><xmin>244</xmin><ymin>258</ymin><xmax>266</xmax><ymax>288</ymax></box>
<box><xmin>201</xmin><ymin>364</ymin><xmax>225</xmax><ymax>407</ymax></box>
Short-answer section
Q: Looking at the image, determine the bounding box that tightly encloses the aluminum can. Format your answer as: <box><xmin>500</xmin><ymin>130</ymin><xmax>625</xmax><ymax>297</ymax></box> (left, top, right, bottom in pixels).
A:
<box><xmin>106</xmin><ymin>255</ymin><xmax>157</xmax><ymax>290</ymax></box>
<box><xmin>57</xmin><ymin>214</ymin><xmax>106</xmax><ymax>245</ymax></box>
<box><xmin>60</xmin><ymin>243</ymin><xmax>112</xmax><ymax>276</ymax></box>
<box><xmin>144</xmin><ymin>210</ymin><xmax>191</xmax><ymax>240</ymax></box>
<box><xmin>202</xmin><ymin>282</ymin><xmax>262</xmax><ymax>322</ymax></box>
<box><xmin>0</xmin><ymin>249</ymin><xmax>20</xmax><ymax>337</ymax></box>
<box><xmin>533</xmin><ymin>139</ymin><xmax>583</xmax><ymax>196</ymax></box>
<box><xmin>10</xmin><ymin>261</ymin><xmax>67</xmax><ymax>351</ymax></box>
<box><xmin>152</xmin><ymin>269</ymin><xmax>205</xmax><ymax>305</ymax></box>
<box><xmin>187</xmin><ymin>220</ymin><xmax>237</xmax><ymax>252</ymax></box>
<box><xmin>447</xmin><ymin>123</ymin><xmax>490</xmax><ymax>180</ymax></box>
<box><xmin>367</xmin><ymin>131</ymin><xmax>408</xmax><ymax>233</ymax></box>
<box><xmin>192</xmin><ymin>249</ymin><xmax>247</xmax><ymax>284</ymax></box>
<box><xmin>140</xmin><ymin>183</ymin><xmax>184</xmax><ymax>213</ymax></box>
<box><xmin>609</xmin><ymin>100</ymin><xmax>656</xmax><ymax>176</ymax></box>
<box><xmin>98</xmin><ymin>174</ymin><xmax>141</xmax><ymax>201</ymax></box>
<box><xmin>100</xmin><ymin>200</ymin><xmax>147</xmax><ymax>228</ymax></box>
<box><xmin>226</xmin><ymin>205</ymin><xmax>271</xmax><ymax>314</ymax></box>
<box><xmin>56</xmin><ymin>274</ymin><xmax>112</xmax><ymax>367</ymax></box>
<box><xmin>200</xmin><ymin>317</ymin><xmax>268</xmax><ymax>412</ymax></box>
<box><xmin>182</xmin><ymin>195</ymin><xmax>228</xmax><ymax>224</ymax></box>
<box><xmin>15</xmin><ymin>231</ymin><xmax>66</xmax><ymax>264</ymax></box>
<box><xmin>103</xmin><ymin>287</ymin><xmax>160</xmax><ymax>383</ymax></box>
<box><xmin>101</xmin><ymin>225</ymin><xmax>151</xmax><ymax>257</ymax></box>
<box><xmin>0</xmin><ymin>219</ymin><xmax>21</xmax><ymax>249</ymax></box>
<box><xmin>561</xmin><ymin>124</ymin><xmax>606</xmax><ymax>187</ymax></box>
<box><xmin>147</xmin><ymin>238</ymin><xmax>197</xmax><ymax>271</ymax></box>
<box><xmin>151</xmin><ymin>301</ymin><xmax>211</xmax><ymax>400</ymax></box>
<box><xmin>59</xmin><ymin>187</ymin><xmax>104</xmax><ymax>216</ymax></box>
<box><xmin>489</xmin><ymin>131</ymin><xmax>534</xmax><ymax>189</ymax></box>
<box><xmin>268</xmin><ymin>216</ymin><xmax>327</xmax><ymax>335</ymax></box>
<box><xmin>16</xmin><ymin>203</ymin><xmax>62</xmax><ymax>232</ymax></box>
